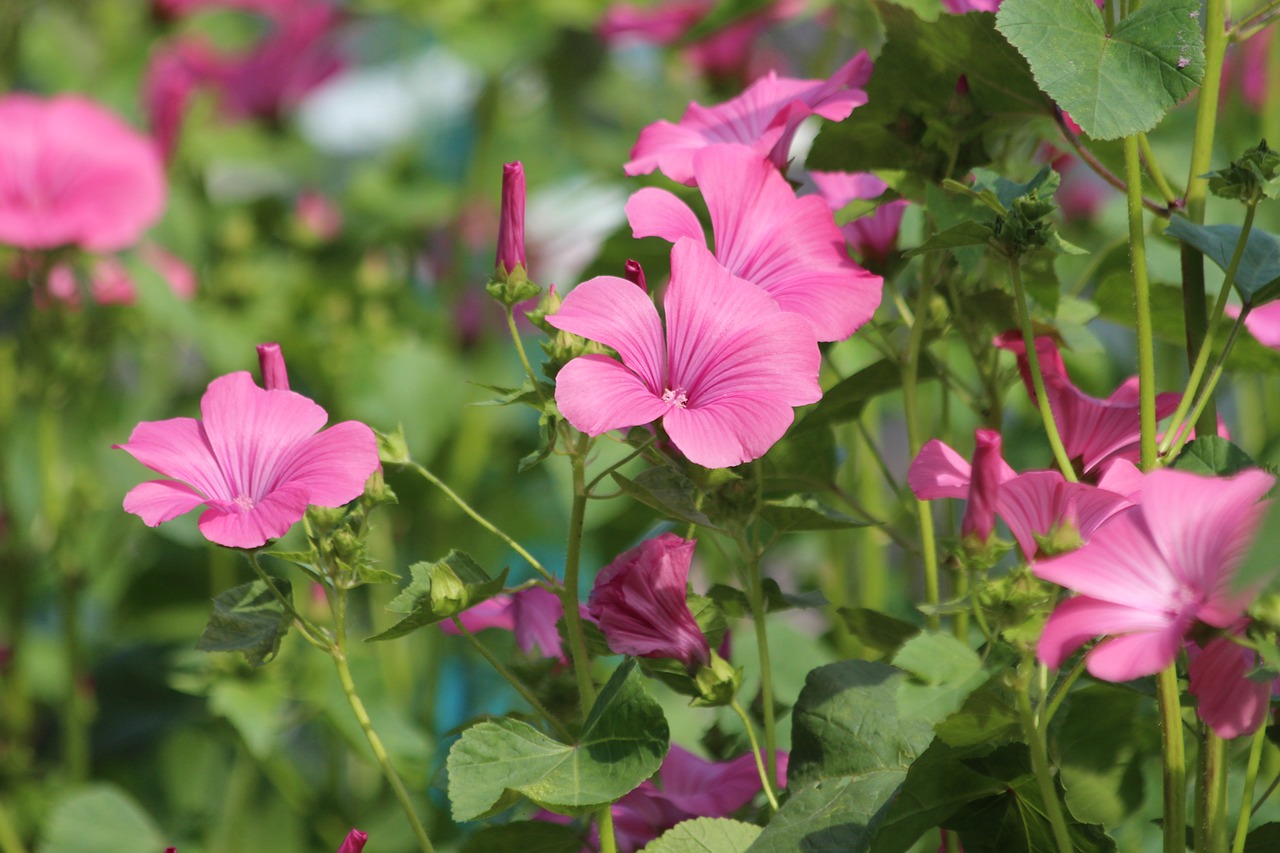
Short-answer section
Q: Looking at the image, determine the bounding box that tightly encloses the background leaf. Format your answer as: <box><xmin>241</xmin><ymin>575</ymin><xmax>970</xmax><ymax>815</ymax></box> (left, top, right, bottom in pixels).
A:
<box><xmin>1165</xmin><ymin>216</ymin><xmax>1280</xmax><ymax>306</ymax></box>
<box><xmin>196</xmin><ymin>579</ymin><xmax>293</xmax><ymax>667</ymax></box>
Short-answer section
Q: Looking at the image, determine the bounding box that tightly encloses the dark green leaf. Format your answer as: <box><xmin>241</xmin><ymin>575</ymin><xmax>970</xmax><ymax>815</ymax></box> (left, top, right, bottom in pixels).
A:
<box><xmin>1170</xmin><ymin>436</ymin><xmax>1257</xmax><ymax>477</ymax></box>
<box><xmin>1055</xmin><ymin>684</ymin><xmax>1152</xmax><ymax>826</ymax></box>
<box><xmin>759</xmin><ymin>425</ymin><xmax>839</xmax><ymax>491</ymax></box>
<box><xmin>446</xmin><ymin>659</ymin><xmax>668</xmax><ymax>820</ymax></box>
<box><xmin>196</xmin><ymin>579</ymin><xmax>293</xmax><ymax>667</ymax></box>
<box><xmin>760</xmin><ymin>495</ymin><xmax>869</xmax><ymax>532</ymax></box>
<box><xmin>905</xmin><ymin>221</ymin><xmax>996</xmax><ymax>256</ymax></box>
<box><xmin>837</xmin><ymin>607</ymin><xmax>921</xmax><ymax>656</ymax></box>
<box><xmin>460</xmin><ymin>822</ymin><xmax>584</xmax><ymax>853</ymax></box>
<box><xmin>643</xmin><ymin>817</ymin><xmax>762</xmax><ymax>852</ymax></box>
<box><xmin>1165</xmin><ymin>216</ymin><xmax>1280</xmax><ymax>306</ymax></box>
<box><xmin>471</xmin><ymin>380</ymin><xmax>557</xmax><ymax>410</ymax></box>
<box><xmin>892</xmin><ymin>632</ymin><xmax>988</xmax><ymax>721</ymax></box>
<box><xmin>1244</xmin><ymin>824</ymin><xmax>1280</xmax><ymax>853</ymax></box>
<box><xmin>612</xmin><ymin>467</ymin><xmax>717</xmax><ymax>530</ymax></box>
<box><xmin>707</xmin><ymin>580</ymin><xmax>828</xmax><ymax>619</ymax></box>
<box><xmin>519</xmin><ymin>414</ymin><xmax>560</xmax><ymax>473</ymax></box>
<box><xmin>796</xmin><ymin>358</ymin><xmax>939</xmax><ymax>434</ymax></box>
<box><xmin>368</xmin><ymin>551</ymin><xmax>509</xmax><ymax>641</ymax></box>
<box><xmin>997</xmin><ymin>0</ymin><xmax>1204</xmax><ymax>140</ymax></box>
<box><xmin>933</xmin><ymin>679</ymin><xmax>1022</xmax><ymax>752</ymax></box>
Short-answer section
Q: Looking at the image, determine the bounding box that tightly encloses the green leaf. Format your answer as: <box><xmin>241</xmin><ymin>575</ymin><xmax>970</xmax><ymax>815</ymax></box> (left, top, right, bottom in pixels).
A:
<box><xmin>808</xmin><ymin>3</ymin><xmax>1050</xmax><ymax>180</ymax></box>
<box><xmin>1165</xmin><ymin>216</ymin><xmax>1280</xmax><ymax>306</ymax></box>
<box><xmin>459</xmin><ymin>822</ymin><xmax>584</xmax><ymax>853</ymax></box>
<box><xmin>196</xmin><ymin>579</ymin><xmax>293</xmax><ymax>667</ymax></box>
<box><xmin>368</xmin><ymin>551</ymin><xmax>509</xmax><ymax>641</ymax></box>
<box><xmin>471</xmin><ymin>379</ymin><xmax>557</xmax><ymax>411</ymax></box>
<box><xmin>446</xmin><ymin>659</ymin><xmax>668</xmax><ymax>821</ymax></box>
<box><xmin>1245</xmin><ymin>824</ymin><xmax>1280</xmax><ymax>853</ymax></box>
<box><xmin>644</xmin><ymin>817</ymin><xmax>762</xmax><ymax>852</ymax></box>
<box><xmin>996</xmin><ymin>0</ymin><xmax>1204</xmax><ymax>141</ymax></box>
<box><xmin>759</xmin><ymin>494</ymin><xmax>869</xmax><ymax>532</ymax></box>
<box><xmin>1171</xmin><ymin>436</ymin><xmax>1257</xmax><ymax>476</ymax></box>
<box><xmin>39</xmin><ymin>784</ymin><xmax>167</xmax><ymax>853</ymax></box>
<box><xmin>747</xmin><ymin>660</ymin><xmax>944</xmax><ymax>852</ymax></box>
<box><xmin>612</xmin><ymin>467</ymin><xmax>717</xmax><ymax>530</ymax></box>
<box><xmin>1054</xmin><ymin>684</ymin><xmax>1152</xmax><ymax>827</ymax></box>
<box><xmin>796</xmin><ymin>358</ymin><xmax>939</xmax><ymax>434</ymax></box>
<box><xmin>933</xmin><ymin>679</ymin><xmax>1022</xmax><ymax>752</ymax></box>
<box><xmin>759</xmin><ymin>425</ymin><xmax>839</xmax><ymax>490</ymax></box>
<box><xmin>707</xmin><ymin>579</ymin><xmax>828</xmax><ymax>619</ymax></box>
<box><xmin>905</xmin><ymin>221</ymin><xmax>996</xmax><ymax>256</ymax></box>
<box><xmin>892</xmin><ymin>632</ymin><xmax>988</xmax><ymax>722</ymax></box>
<box><xmin>836</xmin><ymin>607</ymin><xmax>921</xmax><ymax>657</ymax></box>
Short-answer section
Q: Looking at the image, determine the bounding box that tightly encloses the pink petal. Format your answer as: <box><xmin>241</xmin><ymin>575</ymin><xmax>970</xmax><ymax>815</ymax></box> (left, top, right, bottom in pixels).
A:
<box><xmin>114</xmin><ymin>417</ymin><xmax>229</xmax><ymax>502</ymax></box>
<box><xmin>547</xmin><ymin>275</ymin><xmax>667</xmax><ymax>393</ymax></box>
<box><xmin>1085</xmin><ymin>617</ymin><xmax>1192</xmax><ymax>682</ymax></box>
<box><xmin>553</xmin><ymin>354</ymin><xmax>670</xmax><ymax>436</ymax></box>
<box><xmin>625</xmin><ymin>187</ymin><xmax>706</xmax><ymax>245</ymax></box>
<box><xmin>438</xmin><ymin>596</ymin><xmax>516</xmax><ymax>636</ymax></box>
<box><xmin>809</xmin><ymin>170</ymin><xmax>888</xmax><ymax>209</ymax></box>
<box><xmin>121</xmin><ymin>479</ymin><xmax>209</xmax><ymax>526</ymax></box>
<box><xmin>908</xmin><ymin>440</ymin><xmax>973</xmax><ymax>500</ymax></box>
<box><xmin>511</xmin><ymin>586</ymin><xmax>568</xmax><ymax>659</ymax></box>
<box><xmin>1189</xmin><ymin>637</ymin><xmax>1271</xmax><ymax>739</ymax></box>
<box><xmin>276</xmin><ymin>421</ymin><xmax>379</xmax><ymax>508</ymax></box>
<box><xmin>1037</xmin><ymin>596</ymin><xmax>1177</xmax><ymax>673</ymax></box>
<box><xmin>664</xmin><ymin>395</ymin><xmax>797</xmax><ymax>469</ymax></box>
<box><xmin>197</xmin><ymin>480</ymin><xmax>311</xmax><ymax>548</ymax></box>
<box><xmin>658</xmin><ymin>746</ymin><xmax>787</xmax><ymax>816</ymax></box>
<box><xmin>1032</xmin><ymin>505</ymin><xmax>1179</xmax><ymax>607</ymax></box>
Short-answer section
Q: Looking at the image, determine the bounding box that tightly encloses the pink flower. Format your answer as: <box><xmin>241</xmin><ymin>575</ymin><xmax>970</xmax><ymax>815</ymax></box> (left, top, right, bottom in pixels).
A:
<box><xmin>439</xmin><ymin>586</ymin><xmax>571</xmax><ymax>662</ymax></box>
<box><xmin>335</xmin><ymin>829</ymin><xmax>368</xmax><ymax>853</ymax></box>
<box><xmin>962</xmin><ymin>429</ymin><xmax>1004</xmax><ymax>542</ymax></box>
<box><xmin>139</xmin><ymin>243</ymin><xmax>198</xmax><ymax>300</ymax></box>
<box><xmin>1222</xmin><ymin>27</ymin><xmax>1273</xmax><ymax>113</ymax></box>
<box><xmin>144</xmin><ymin>39</ymin><xmax>224</xmax><ymax>161</ymax></box>
<box><xmin>115</xmin><ymin>350</ymin><xmax>379</xmax><ymax>549</ymax></box>
<box><xmin>256</xmin><ymin>342</ymin><xmax>290</xmax><ymax>391</ymax></box>
<box><xmin>496</xmin><ymin>162</ymin><xmax>526</xmax><ymax>276</ymax></box>
<box><xmin>547</xmin><ymin>238</ymin><xmax>821</xmax><ymax>468</ymax></box>
<box><xmin>623</xmin><ymin>53</ymin><xmax>872</xmax><ymax>185</ymax></box>
<box><xmin>1188</xmin><ymin>633</ymin><xmax>1273</xmax><ymax>739</ymax></box>
<box><xmin>39</xmin><ymin>248</ymin><xmax>194</xmax><ymax>309</ymax></box>
<box><xmin>994</xmin><ymin>333</ymin><xmax>1181</xmax><ymax>476</ymax></box>
<box><xmin>808</xmin><ymin>170</ymin><xmax>907</xmax><ymax>268</ymax></box>
<box><xmin>626</xmin><ymin>144</ymin><xmax>882</xmax><ymax>342</ymax></box>
<box><xmin>941</xmin><ymin>0</ymin><xmax>1000</xmax><ymax>11</ymax></box>
<box><xmin>295</xmin><ymin>191</ymin><xmax>343</xmax><ymax>242</ymax></box>
<box><xmin>0</xmin><ymin>95</ymin><xmax>165</xmax><ymax>252</ymax></box>
<box><xmin>1036</xmin><ymin>468</ymin><xmax>1275</xmax><ymax>682</ymax></box>
<box><xmin>588</xmin><ymin>534</ymin><xmax>710</xmax><ymax>669</ymax></box>
<box><xmin>1231</xmin><ymin>302</ymin><xmax>1280</xmax><ymax>350</ymax></box>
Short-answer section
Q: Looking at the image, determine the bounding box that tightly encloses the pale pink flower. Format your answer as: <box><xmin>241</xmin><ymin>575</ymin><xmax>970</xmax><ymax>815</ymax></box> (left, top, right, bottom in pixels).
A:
<box><xmin>438</xmin><ymin>586</ymin><xmax>571</xmax><ymax>662</ymax></box>
<box><xmin>335</xmin><ymin>829</ymin><xmax>367</xmax><ymax>853</ymax></box>
<box><xmin>139</xmin><ymin>243</ymin><xmax>198</xmax><ymax>300</ymax></box>
<box><xmin>588</xmin><ymin>534</ymin><xmax>709</xmax><ymax>669</ymax></box>
<box><xmin>1036</xmin><ymin>468</ymin><xmax>1275</xmax><ymax>682</ymax></box>
<box><xmin>496</xmin><ymin>161</ymin><xmax>526</xmax><ymax>275</ymax></box>
<box><xmin>624</xmin><ymin>53</ymin><xmax>872</xmax><ymax>185</ymax></box>
<box><xmin>0</xmin><ymin>95</ymin><xmax>165</xmax><ymax>252</ymax></box>
<box><xmin>115</xmin><ymin>351</ymin><xmax>379</xmax><ymax>549</ymax></box>
<box><xmin>807</xmin><ymin>170</ymin><xmax>907</xmax><ymax>268</ymax></box>
<box><xmin>1188</xmin><ymin>633</ymin><xmax>1274</xmax><ymax>739</ymax></box>
<box><xmin>1230</xmin><ymin>302</ymin><xmax>1280</xmax><ymax>350</ymax></box>
<box><xmin>626</xmin><ymin>144</ymin><xmax>882</xmax><ymax>342</ymax></box>
<box><xmin>1222</xmin><ymin>27</ymin><xmax>1273</xmax><ymax>113</ymax></box>
<box><xmin>547</xmin><ymin>238</ymin><xmax>821</xmax><ymax>468</ymax></box>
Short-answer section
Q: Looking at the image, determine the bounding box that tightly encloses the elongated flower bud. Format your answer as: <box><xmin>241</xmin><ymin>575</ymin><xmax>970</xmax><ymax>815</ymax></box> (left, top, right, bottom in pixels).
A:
<box><xmin>335</xmin><ymin>829</ymin><xmax>368</xmax><ymax>853</ymax></box>
<box><xmin>624</xmin><ymin>258</ymin><xmax>647</xmax><ymax>292</ymax></box>
<box><xmin>961</xmin><ymin>428</ymin><xmax>1003</xmax><ymax>543</ymax></box>
<box><xmin>256</xmin><ymin>342</ymin><xmax>290</xmax><ymax>391</ymax></box>
<box><xmin>496</xmin><ymin>161</ymin><xmax>526</xmax><ymax>276</ymax></box>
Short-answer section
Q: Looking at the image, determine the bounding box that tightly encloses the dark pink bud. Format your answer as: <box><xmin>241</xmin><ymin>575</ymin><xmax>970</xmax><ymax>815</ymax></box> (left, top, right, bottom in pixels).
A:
<box><xmin>335</xmin><ymin>829</ymin><xmax>368</xmax><ymax>853</ymax></box>
<box><xmin>588</xmin><ymin>533</ymin><xmax>710</xmax><ymax>669</ymax></box>
<box><xmin>624</xmin><ymin>259</ymin><xmax>647</xmax><ymax>292</ymax></box>
<box><xmin>961</xmin><ymin>429</ymin><xmax>1003</xmax><ymax>542</ymax></box>
<box><xmin>496</xmin><ymin>161</ymin><xmax>526</xmax><ymax>275</ymax></box>
<box><xmin>256</xmin><ymin>342</ymin><xmax>290</xmax><ymax>391</ymax></box>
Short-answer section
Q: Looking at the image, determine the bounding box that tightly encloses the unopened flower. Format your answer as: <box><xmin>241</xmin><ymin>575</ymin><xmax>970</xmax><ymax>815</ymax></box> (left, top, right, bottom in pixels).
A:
<box><xmin>0</xmin><ymin>94</ymin><xmax>165</xmax><ymax>252</ymax></box>
<box><xmin>548</xmin><ymin>238</ymin><xmax>820</xmax><ymax>468</ymax></box>
<box><xmin>962</xmin><ymin>429</ymin><xmax>1004</xmax><ymax>542</ymax></box>
<box><xmin>588</xmin><ymin>534</ymin><xmax>710</xmax><ymax>669</ymax></box>
<box><xmin>116</xmin><ymin>351</ymin><xmax>379</xmax><ymax>549</ymax></box>
<box><xmin>256</xmin><ymin>342</ymin><xmax>290</xmax><ymax>391</ymax></box>
<box><xmin>496</xmin><ymin>161</ymin><xmax>527</xmax><ymax>276</ymax></box>
<box><xmin>335</xmin><ymin>828</ymin><xmax>368</xmax><ymax>853</ymax></box>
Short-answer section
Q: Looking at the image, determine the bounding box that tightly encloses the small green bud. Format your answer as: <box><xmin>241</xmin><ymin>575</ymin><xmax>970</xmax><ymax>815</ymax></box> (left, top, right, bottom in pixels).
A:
<box><xmin>485</xmin><ymin>266</ymin><xmax>542</xmax><ymax>308</ymax></box>
<box><xmin>1207</xmin><ymin>139</ymin><xmax>1280</xmax><ymax>204</ymax></box>
<box><xmin>692</xmin><ymin>650</ymin><xmax>743</xmax><ymax>708</ymax></box>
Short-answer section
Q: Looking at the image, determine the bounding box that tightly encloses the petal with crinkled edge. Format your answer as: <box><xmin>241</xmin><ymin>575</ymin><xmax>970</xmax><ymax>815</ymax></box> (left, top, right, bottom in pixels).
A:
<box><xmin>1189</xmin><ymin>637</ymin><xmax>1271</xmax><ymax>739</ymax></box>
<box><xmin>1037</xmin><ymin>595</ymin><xmax>1177</xmax><ymax>675</ymax></box>
<box><xmin>114</xmin><ymin>416</ymin><xmax>227</xmax><ymax>502</ymax></box>
<box><xmin>625</xmin><ymin>187</ymin><xmax>706</xmax><ymax>245</ymax></box>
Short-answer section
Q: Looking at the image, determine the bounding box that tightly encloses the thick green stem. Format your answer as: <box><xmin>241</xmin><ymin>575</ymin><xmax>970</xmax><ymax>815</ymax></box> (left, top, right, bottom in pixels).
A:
<box><xmin>1202</xmin><ymin>729</ymin><xmax>1229</xmax><ymax>853</ymax></box>
<box><xmin>731</xmin><ymin>698</ymin><xmax>779</xmax><ymax>812</ymax></box>
<box><xmin>597</xmin><ymin>806</ymin><xmax>618</xmax><ymax>853</ymax></box>
<box><xmin>562</xmin><ymin>442</ymin><xmax>597</xmax><ymax>711</ymax></box>
<box><xmin>452</xmin><ymin>616</ymin><xmax>572</xmax><ymax>740</ymax></box>
<box><xmin>407</xmin><ymin>461</ymin><xmax>553</xmax><ymax>583</ymax></box>
<box><xmin>1233</xmin><ymin>722</ymin><xmax>1268</xmax><ymax>853</ymax></box>
<box><xmin>1138</xmin><ymin>133</ymin><xmax>1179</xmax><ymax>204</ymax></box>
<box><xmin>903</xmin><ymin>273</ymin><xmax>941</xmax><ymax>627</ymax></box>
<box><xmin>1167</xmin><ymin>310</ymin><xmax>1248</xmax><ymax>460</ymax></box>
<box><xmin>1124</xmin><ymin>135</ymin><xmax>1159</xmax><ymax>471</ymax></box>
<box><xmin>1008</xmin><ymin>257</ymin><xmax>1078</xmax><ymax>482</ymax></box>
<box><xmin>0</xmin><ymin>800</ymin><xmax>27</xmax><ymax>853</ymax></box>
<box><xmin>742</xmin><ymin>543</ymin><xmax>778</xmax><ymax>786</ymax></box>
<box><xmin>1016</xmin><ymin>673</ymin><xmax>1073</xmax><ymax>853</ymax></box>
<box><xmin>332</xmin><ymin>590</ymin><xmax>435</xmax><ymax>853</ymax></box>
<box><xmin>1157</xmin><ymin>664</ymin><xmax>1188</xmax><ymax>853</ymax></box>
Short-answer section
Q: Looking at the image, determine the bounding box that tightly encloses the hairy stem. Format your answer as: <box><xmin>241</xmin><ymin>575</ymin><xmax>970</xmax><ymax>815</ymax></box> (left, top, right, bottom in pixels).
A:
<box><xmin>562</xmin><ymin>438</ymin><xmax>598</xmax><ymax>711</ymax></box>
<box><xmin>1157</xmin><ymin>664</ymin><xmax>1187</xmax><ymax>853</ymax></box>
<box><xmin>1124</xmin><ymin>135</ymin><xmax>1158</xmax><ymax>471</ymax></box>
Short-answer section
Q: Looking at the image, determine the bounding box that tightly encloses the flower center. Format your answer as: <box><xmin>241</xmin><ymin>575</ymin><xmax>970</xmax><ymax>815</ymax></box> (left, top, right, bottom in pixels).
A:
<box><xmin>232</xmin><ymin>494</ymin><xmax>257</xmax><ymax>512</ymax></box>
<box><xmin>662</xmin><ymin>387</ymin><xmax>689</xmax><ymax>409</ymax></box>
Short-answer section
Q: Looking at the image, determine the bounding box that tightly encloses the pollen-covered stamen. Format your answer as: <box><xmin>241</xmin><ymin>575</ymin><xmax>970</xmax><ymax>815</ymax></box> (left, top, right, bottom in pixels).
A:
<box><xmin>662</xmin><ymin>387</ymin><xmax>689</xmax><ymax>409</ymax></box>
<box><xmin>232</xmin><ymin>494</ymin><xmax>257</xmax><ymax>512</ymax></box>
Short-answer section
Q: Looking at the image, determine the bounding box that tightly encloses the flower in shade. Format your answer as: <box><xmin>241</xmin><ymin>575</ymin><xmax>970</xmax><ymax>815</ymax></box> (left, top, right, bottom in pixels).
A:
<box><xmin>0</xmin><ymin>94</ymin><xmax>165</xmax><ymax>252</ymax></box>
<box><xmin>115</xmin><ymin>349</ymin><xmax>380</xmax><ymax>549</ymax></box>
<box><xmin>588</xmin><ymin>534</ymin><xmax>710</xmax><ymax>669</ymax></box>
<box><xmin>1036</xmin><ymin>468</ymin><xmax>1275</xmax><ymax>682</ymax></box>
<box><xmin>547</xmin><ymin>238</ymin><xmax>821</xmax><ymax>468</ymax></box>
<box><xmin>496</xmin><ymin>161</ymin><xmax>526</xmax><ymax>276</ymax></box>
<box><xmin>335</xmin><ymin>829</ymin><xmax>368</xmax><ymax>853</ymax></box>
<box><xmin>438</xmin><ymin>586</ymin><xmax>572</xmax><ymax>662</ymax></box>
<box><xmin>624</xmin><ymin>53</ymin><xmax>872</xmax><ymax>186</ymax></box>
<box><xmin>1188</xmin><ymin>632</ymin><xmax>1274</xmax><ymax>739</ymax></box>
<box><xmin>808</xmin><ymin>170</ymin><xmax>908</xmax><ymax>269</ymax></box>
<box><xmin>626</xmin><ymin>144</ymin><xmax>881</xmax><ymax>342</ymax></box>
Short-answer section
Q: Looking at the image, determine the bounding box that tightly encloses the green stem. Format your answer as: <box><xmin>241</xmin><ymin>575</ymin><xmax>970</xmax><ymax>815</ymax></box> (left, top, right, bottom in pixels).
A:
<box><xmin>731</xmin><ymin>698</ymin><xmax>779</xmax><ymax>812</ymax></box>
<box><xmin>452</xmin><ymin>616</ymin><xmax>572</xmax><ymax>740</ymax></box>
<box><xmin>1124</xmin><ymin>135</ymin><xmax>1159</xmax><ymax>471</ymax></box>
<box><xmin>903</xmin><ymin>272</ymin><xmax>941</xmax><ymax>628</ymax></box>
<box><xmin>584</xmin><ymin>435</ymin><xmax>656</xmax><ymax>496</ymax></box>
<box><xmin>1041</xmin><ymin>655</ymin><xmax>1088</xmax><ymax>728</ymax></box>
<box><xmin>597</xmin><ymin>806</ymin><xmax>618</xmax><ymax>853</ymax></box>
<box><xmin>1232</xmin><ymin>0</ymin><xmax>1280</xmax><ymax>37</ymax></box>
<box><xmin>1167</xmin><ymin>309</ymin><xmax>1248</xmax><ymax>461</ymax></box>
<box><xmin>742</xmin><ymin>540</ymin><xmax>777</xmax><ymax>786</ymax></box>
<box><xmin>1157</xmin><ymin>664</ymin><xmax>1188</xmax><ymax>853</ymax></box>
<box><xmin>406</xmin><ymin>461</ymin><xmax>553</xmax><ymax>583</ymax></box>
<box><xmin>1159</xmin><ymin>202</ymin><xmax>1257</xmax><ymax>457</ymax></box>
<box><xmin>506</xmin><ymin>306</ymin><xmax>547</xmax><ymax>405</ymax></box>
<box><xmin>1138</xmin><ymin>133</ymin><xmax>1179</xmax><ymax>204</ymax></box>
<box><xmin>1008</xmin><ymin>257</ymin><xmax>1078</xmax><ymax>482</ymax></box>
<box><xmin>332</xmin><ymin>589</ymin><xmax>435</xmax><ymax>853</ymax></box>
<box><xmin>1016</xmin><ymin>671</ymin><xmax>1073</xmax><ymax>853</ymax></box>
<box><xmin>1203</xmin><ymin>729</ymin><xmax>1229</xmax><ymax>853</ymax></box>
<box><xmin>1234</xmin><ymin>723</ymin><xmax>1268</xmax><ymax>853</ymax></box>
<box><xmin>246</xmin><ymin>552</ymin><xmax>331</xmax><ymax>652</ymax></box>
<box><xmin>562</xmin><ymin>439</ymin><xmax>597</xmax><ymax>711</ymax></box>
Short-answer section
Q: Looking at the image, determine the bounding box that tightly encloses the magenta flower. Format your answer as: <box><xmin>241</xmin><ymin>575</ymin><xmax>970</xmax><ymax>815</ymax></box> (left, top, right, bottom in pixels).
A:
<box><xmin>335</xmin><ymin>829</ymin><xmax>368</xmax><ymax>853</ymax></box>
<box><xmin>962</xmin><ymin>430</ymin><xmax>1004</xmax><ymax>542</ymax></box>
<box><xmin>0</xmin><ymin>94</ymin><xmax>165</xmax><ymax>252</ymax></box>
<box><xmin>623</xmin><ymin>53</ymin><xmax>872</xmax><ymax>185</ymax></box>
<box><xmin>808</xmin><ymin>170</ymin><xmax>907</xmax><ymax>268</ymax></box>
<box><xmin>1188</xmin><ymin>633</ymin><xmax>1273</xmax><ymax>739</ymax></box>
<box><xmin>496</xmin><ymin>161</ymin><xmax>527</xmax><ymax>275</ymax></box>
<box><xmin>626</xmin><ymin>144</ymin><xmax>881</xmax><ymax>342</ymax></box>
<box><xmin>994</xmin><ymin>333</ymin><xmax>1181</xmax><ymax>476</ymax></box>
<box><xmin>115</xmin><ymin>356</ymin><xmax>379</xmax><ymax>549</ymax></box>
<box><xmin>588</xmin><ymin>534</ymin><xmax>710</xmax><ymax>669</ymax></box>
<box><xmin>439</xmin><ymin>586</ymin><xmax>571</xmax><ymax>662</ymax></box>
<box><xmin>256</xmin><ymin>342</ymin><xmax>290</xmax><ymax>391</ymax></box>
<box><xmin>1036</xmin><ymin>468</ymin><xmax>1275</xmax><ymax>682</ymax></box>
<box><xmin>548</xmin><ymin>238</ymin><xmax>820</xmax><ymax>468</ymax></box>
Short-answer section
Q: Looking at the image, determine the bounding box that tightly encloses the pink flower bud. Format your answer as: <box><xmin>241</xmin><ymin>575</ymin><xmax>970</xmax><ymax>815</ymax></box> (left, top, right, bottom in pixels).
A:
<box><xmin>961</xmin><ymin>429</ymin><xmax>1003</xmax><ymax>542</ymax></box>
<box><xmin>256</xmin><ymin>342</ymin><xmax>290</xmax><ymax>391</ymax></box>
<box><xmin>496</xmin><ymin>161</ymin><xmax>526</xmax><ymax>276</ymax></box>
<box><xmin>335</xmin><ymin>829</ymin><xmax>368</xmax><ymax>853</ymax></box>
<box><xmin>624</xmin><ymin>259</ymin><xmax>647</xmax><ymax>292</ymax></box>
<box><xmin>588</xmin><ymin>533</ymin><xmax>710</xmax><ymax>669</ymax></box>
<box><xmin>295</xmin><ymin>191</ymin><xmax>343</xmax><ymax>242</ymax></box>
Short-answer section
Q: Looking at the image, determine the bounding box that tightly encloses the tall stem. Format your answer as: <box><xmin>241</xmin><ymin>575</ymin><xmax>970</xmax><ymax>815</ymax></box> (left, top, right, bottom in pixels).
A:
<box><xmin>1016</xmin><ymin>671</ymin><xmax>1072</xmax><ymax>853</ymax></box>
<box><xmin>562</xmin><ymin>439</ymin><xmax>597</xmax><ymax>711</ymax></box>
<box><xmin>1232</xmin><ymin>722</ymin><xmax>1268</xmax><ymax>853</ymax></box>
<box><xmin>731</xmin><ymin>697</ymin><xmax>779</xmax><ymax>812</ymax></box>
<box><xmin>1157</xmin><ymin>664</ymin><xmax>1187</xmax><ymax>853</ymax></box>
<box><xmin>57</xmin><ymin>562</ymin><xmax>89</xmax><ymax>784</ymax></box>
<box><xmin>597</xmin><ymin>806</ymin><xmax>618</xmax><ymax>853</ymax></box>
<box><xmin>332</xmin><ymin>589</ymin><xmax>435</xmax><ymax>853</ymax></box>
<box><xmin>903</xmin><ymin>273</ymin><xmax>941</xmax><ymax>627</ymax></box>
<box><xmin>1124</xmin><ymin>135</ymin><xmax>1158</xmax><ymax>471</ymax></box>
<box><xmin>1202</xmin><ymin>729</ymin><xmax>1229</xmax><ymax>853</ymax></box>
